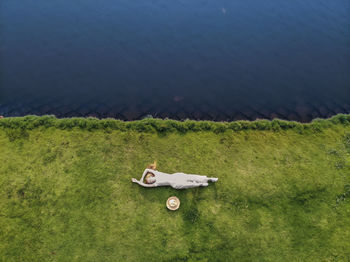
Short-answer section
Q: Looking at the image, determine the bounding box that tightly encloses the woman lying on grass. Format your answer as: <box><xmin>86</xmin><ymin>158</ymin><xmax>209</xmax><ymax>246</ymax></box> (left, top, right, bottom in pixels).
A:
<box><xmin>132</xmin><ymin>162</ymin><xmax>218</xmax><ymax>189</ymax></box>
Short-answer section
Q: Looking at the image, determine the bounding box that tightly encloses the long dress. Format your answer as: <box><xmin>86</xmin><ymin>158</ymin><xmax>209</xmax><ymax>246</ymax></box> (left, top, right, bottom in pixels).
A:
<box><xmin>133</xmin><ymin>168</ymin><xmax>218</xmax><ymax>189</ymax></box>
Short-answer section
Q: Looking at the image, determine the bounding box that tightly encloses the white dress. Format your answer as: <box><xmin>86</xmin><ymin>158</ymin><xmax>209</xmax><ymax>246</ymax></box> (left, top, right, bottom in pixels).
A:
<box><xmin>132</xmin><ymin>169</ymin><xmax>218</xmax><ymax>189</ymax></box>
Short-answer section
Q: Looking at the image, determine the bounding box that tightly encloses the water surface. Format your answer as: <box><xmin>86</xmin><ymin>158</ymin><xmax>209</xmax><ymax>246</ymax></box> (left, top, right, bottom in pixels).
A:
<box><xmin>1</xmin><ymin>0</ymin><xmax>349</xmax><ymax>121</ymax></box>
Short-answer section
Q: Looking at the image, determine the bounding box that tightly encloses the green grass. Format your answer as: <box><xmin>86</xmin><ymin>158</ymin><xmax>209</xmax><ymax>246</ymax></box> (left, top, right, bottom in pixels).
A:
<box><xmin>0</xmin><ymin>115</ymin><xmax>350</xmax><ymax>261</ymax></box>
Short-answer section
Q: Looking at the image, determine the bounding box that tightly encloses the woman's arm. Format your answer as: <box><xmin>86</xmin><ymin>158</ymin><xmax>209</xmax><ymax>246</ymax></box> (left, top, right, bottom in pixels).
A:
<box><xmin>140</xmin><ymin>169</ymin><xmax>154</xmax><ymax>181</ymax></box>
<box><xmin>131</xmin><ymin>169</ymin><xmax>158</xmax><ymax>187</ymax></box>
<box><xmin>131</xmin><ymin>169</ymin><xmax>153</xmax><ymax>183</ymax></box>
<box><xmin>131</xmin><ymin>178</ymin><xmax>156</xmax><ymax>187</ymax></box>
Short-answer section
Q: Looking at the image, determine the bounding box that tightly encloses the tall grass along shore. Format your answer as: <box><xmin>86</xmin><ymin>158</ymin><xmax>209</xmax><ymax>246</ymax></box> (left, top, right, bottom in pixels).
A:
<box><xmin>0</xmin><ymin>115</ymin><xmax>350</xmax><ymax>261</ymax></box>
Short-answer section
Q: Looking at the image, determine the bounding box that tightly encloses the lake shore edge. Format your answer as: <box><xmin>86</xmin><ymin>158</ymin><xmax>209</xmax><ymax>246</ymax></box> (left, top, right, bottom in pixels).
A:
<box><xmin>0</xmin><ymin>114</ymin><xmax>350</xmax><ymax>133</ymax></box>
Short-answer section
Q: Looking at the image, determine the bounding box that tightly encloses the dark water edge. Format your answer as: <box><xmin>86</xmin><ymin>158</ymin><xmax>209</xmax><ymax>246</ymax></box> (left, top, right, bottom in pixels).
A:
<box><xmin>1</xmin><ymin>0</ymin><xmax>349</xmax><ymax>122</ymax></box>
<box><xmin>0</xmin><ymin>95</ymin><xmax>349</xmax><ymax>122</ymax></box>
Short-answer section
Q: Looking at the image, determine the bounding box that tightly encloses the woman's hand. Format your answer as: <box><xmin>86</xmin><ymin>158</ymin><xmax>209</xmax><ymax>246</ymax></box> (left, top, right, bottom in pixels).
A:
<box><xmin>131</xmin><ymin>178</ymin><xmax>139</xmax><ymax>183</ymax></box>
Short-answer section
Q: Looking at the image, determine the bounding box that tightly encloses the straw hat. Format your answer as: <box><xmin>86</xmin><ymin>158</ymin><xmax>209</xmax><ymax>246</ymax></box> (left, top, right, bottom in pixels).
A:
<box><xmin>166</xmin><ymin>196</ymin><xmax>180</xmax><ymax>211</ymax></box>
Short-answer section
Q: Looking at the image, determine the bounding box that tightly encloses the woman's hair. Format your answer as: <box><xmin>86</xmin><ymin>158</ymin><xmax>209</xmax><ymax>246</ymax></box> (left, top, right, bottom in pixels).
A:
<box><xmin>144</xmin><ymin>172</ymin><xmax>155</xmax><ymax>184</ymax></box>
<box><xmin>147</xmin><ymin>161</ymin><xmax>157</xmax><ymax>170</ymax></box>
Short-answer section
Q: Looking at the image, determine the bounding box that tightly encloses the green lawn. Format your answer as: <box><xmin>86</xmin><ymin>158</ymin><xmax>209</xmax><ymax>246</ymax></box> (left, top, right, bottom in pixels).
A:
<box><xmin>0</xmin><ymin>116</ymin><xmax>350</xmax><ymax>261</ymax></box>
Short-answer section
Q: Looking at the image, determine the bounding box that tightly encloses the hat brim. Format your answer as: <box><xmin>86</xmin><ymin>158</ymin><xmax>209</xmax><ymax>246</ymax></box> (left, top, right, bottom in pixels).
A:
<box><xmin>166</xmin><ymin>196</ymin><xmax>180</xmax><ymax>210</ymax></box>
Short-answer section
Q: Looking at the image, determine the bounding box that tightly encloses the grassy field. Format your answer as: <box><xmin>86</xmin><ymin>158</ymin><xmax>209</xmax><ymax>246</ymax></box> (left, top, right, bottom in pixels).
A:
<box><xmin>0</xmin><ymin>116</ymin><xmax>350</xmax><ymax>261</ymax></box>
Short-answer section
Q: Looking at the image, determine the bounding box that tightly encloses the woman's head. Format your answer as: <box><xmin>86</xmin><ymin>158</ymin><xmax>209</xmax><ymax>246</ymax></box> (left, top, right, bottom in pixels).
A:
<box><xmin>144</xmin><ymin>172</ymin><xmax>156</xmax><ymax>184</ymax></box>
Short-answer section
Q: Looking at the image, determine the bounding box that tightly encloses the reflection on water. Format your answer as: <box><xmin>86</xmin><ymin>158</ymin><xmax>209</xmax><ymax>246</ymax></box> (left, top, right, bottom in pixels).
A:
<box><xmin>0</xmin><ymin>0</ymin><xmax>349</xmax><ymax>121</ymax></box>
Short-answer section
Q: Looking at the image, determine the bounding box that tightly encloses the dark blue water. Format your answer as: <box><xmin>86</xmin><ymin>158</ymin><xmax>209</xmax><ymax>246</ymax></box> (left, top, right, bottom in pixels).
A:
<box><xmin>1</xmin><ymin>0</ymin><xmax>350</xmax><ymax>121</ymax></box>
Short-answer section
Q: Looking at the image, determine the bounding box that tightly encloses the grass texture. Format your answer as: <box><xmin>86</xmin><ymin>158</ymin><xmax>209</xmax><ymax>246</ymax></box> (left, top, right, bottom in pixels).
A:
<box><xmin>0</xmin><ymin>115</ymin><xmax>350</xmax><ymax>261</ymax></box>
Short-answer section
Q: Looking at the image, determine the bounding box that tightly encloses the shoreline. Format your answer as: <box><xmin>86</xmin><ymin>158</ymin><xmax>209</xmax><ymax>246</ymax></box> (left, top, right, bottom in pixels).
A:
<box><xmin>0</xmin><ymin>114</ymin><xmax>350</xmax><ymax>133</ymax></box>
